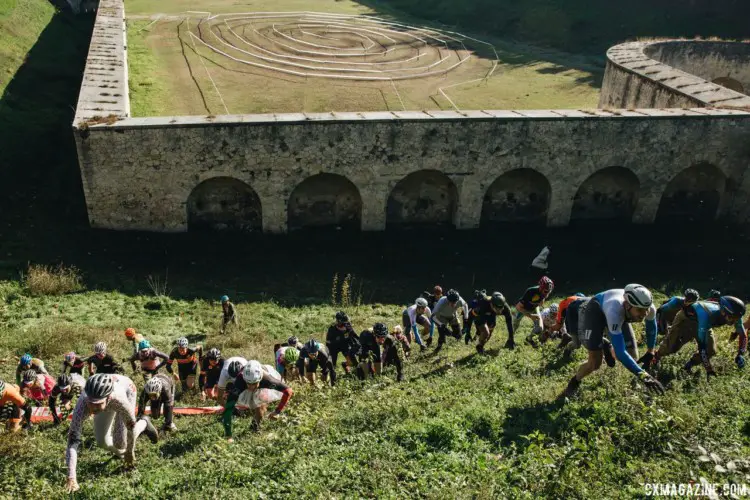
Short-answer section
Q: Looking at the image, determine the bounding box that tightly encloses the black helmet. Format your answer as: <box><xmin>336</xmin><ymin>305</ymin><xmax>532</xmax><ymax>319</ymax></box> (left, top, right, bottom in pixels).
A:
<box><xmin>446</xmin><ymin>289</ymin><xmax>460</xmax><ymax>303</ymax></box>
<box><xmin>207</xmin><ymin>348</ymin><xmax>221</xmax><ymax>360</ymax></box>
<box><xmin>304</xmin><ymin>339</ymin><xmax>320</xmax><ymax>354</ymax></box>
<box><xmin>474</xmin><ymin>289</ymin><xmax>487</xmax><ymax>300</ymax></box>
<box><xmin>335</xmin><ymin>311</ymin><xmax>349</xmax><ymax>324</ymax></box>
<box><xmin>720</xmin><ymin>296</ymin><xmax>746</xmax><ymax>317</ymax></box>
<box><xmin>683</xmin><ymin>288</ymin><xmax>700</xmax><ymax>302</ymax></box>
<box><xmin>85</xmin><ymin>374</ymin><xmax>114</xmax><ymax>401</ymax></box>
<box><xmin>490</xmin><ymin>292</ymin><xmax>506</xmax><ymax>308</ymax></box>
<box><xmin>373</xmin><ymin>322</ymin><xmax>388</xmax><ymax>338</ymax></box>
<box><xmin>57</xmin><ymin>374</ymin><xmax>71</xmax><ymax>389</ymax></box>
<box><xmin>287</xmin><ymin>336</ymin><xmax>299</xmax><ymax>346</ymax></box>
<box><xmin>709</xmin><ymin>289</ymin><xmax>721</xmax><ymax>300</ymax></box>
<box><xmin>227</xmin><ymin>360</ymin><xmax>245</xmax><ymax>378</ymax></box>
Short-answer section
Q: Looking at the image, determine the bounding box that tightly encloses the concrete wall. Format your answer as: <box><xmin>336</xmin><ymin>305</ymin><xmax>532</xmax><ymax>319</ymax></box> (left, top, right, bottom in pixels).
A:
<box><xmin>600</xmin><ymin>41</ymin><xmax>750</xmax><ymax>110</ymax></box>
<box><xmin>73</xmin><ymin>109</ymin><xmax>750</xmax><ymax>233</ymax></box>
<box><xmin>645</xmin><ymin>42</ymin><xmax>750</xmax><ymax>95</ymax></box>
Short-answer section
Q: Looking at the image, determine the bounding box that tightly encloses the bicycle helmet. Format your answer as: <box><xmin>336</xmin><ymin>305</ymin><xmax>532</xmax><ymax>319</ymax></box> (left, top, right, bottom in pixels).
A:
<box><xmin>138</xmin><ymin>339</ymin><xmax>151</xmax><ymax>351</ymax></box>
<box><xmin>624</xmin><ymin>284</ymin><xmax>653</xmax><ymax>308</ymax></box>
<box><xmin>85</xmin><ymin>374</ymin><xmax>114</xmax><ymax>401</ymax></box>
<box><xmin>94</xmin><ymin>342</ymin><xmax>107</xmax><ymax>355</ymax></box>
<box><xmin>433</xmin><ymin>285</ymin><xmax>443</xmax><ymax>295</ymax></box>
<box><xmin>0</xmin><ymin>379</ymin><xmax>5</xmax><ymax>396</ymax></box>
<box><xmin>305</xmin><ymin>339</ymin><xmax>320</xmax><ymax>354</ymax></box>
<box><xmin>220</xmin><ymin>295</ymin><xmax>229</xmax><ymax>303</ymax></box>
<box><xmin>446</xmin><ymin>289</ymin><xmax>460</xmax><ymax>303</ymax></box>
<box><xmin>490</xmin><ymin>292</ymin><xmax>506</xmax><ymax>308</ymax></box>
<box><xmin>22</xmin><ymin>370</ymin><xmax>37</xmax><ymax>385</ymax></box>
<box><xmin>539</xmin><ymin>276</ymin><xmax>554</xmax><ymax>294</ymax></box>
<box><xmin>335</xmin><ymin>311</ymin><xmax>349</xmax><ymax>324</ymax></box>
<box><xmin>287</xmin><ymin>336</ymin><xmax>299</xmax><ymax>346</ymax></box>
<box><xmin>64</xmin><ymin>352</ymin><xmax>77</xmax><ymax>364</ymax></box>
<box><xmin>415</xmin><ymin>297</ymin><xmax>428</xmax><ymax>308</ymax></box>
<box><xmin>144</xmin><ymin>377</ymin><xmax>163</xmax><ymax>396</ymax></box>
<box><xmin>720</xmin><ymin>296</ymin><xmax>746</xmax><ymax>317</ymax></box>
<box><xmin>284</xmin><ymin>347</ymin><xmax>299</xmax><ymax>364</ymax></box>
<box><xmin>227</xmin><ymin>360</ymin><xmax>244</xmax><ymax>378</ymax></box>
<box><xmin>57</xmin><ymin>374</ymin><xmax>71</xmax><ymax>390</ymax></box>
<box><xmin>708</xmin><ymin>289</ymin><xmax>721</xmax><ymax>301</ymax></box>
<box><xmin>206</xmin><ymin>348</ymin><xmax>221</xmax><ymax>360</ymax></box>
<box><xmin>683</xmin><ymin>288</ymin><xmax>700</xmax><ymax>302</ymax></box>
<box><xmin>20</xmin><ymin>354</ymin><xmax>32</xmax><ymax>366</ymax></box>
<box><xmin>548</xmin><ymin>303</ymin><xmax>559</xmax><ymax>316</ymax></box>
<box><xmin>124</xmin><ymin>327</ymin><xmax>136</xmax><ymax>339</ymax></box>
<box><xmin>242</xmin><ymin>360</ymin><xmax>263</xmax><ymax>384</ymax></box>
<box><xmin>177</xmin><ymin>337</ymin><xmax>189</xmax><ymax>349</ymax></box>
<box><xmin>373</xmin><ymin>322</ymin><xmax>388</xmax><ymax>338</ymax></box>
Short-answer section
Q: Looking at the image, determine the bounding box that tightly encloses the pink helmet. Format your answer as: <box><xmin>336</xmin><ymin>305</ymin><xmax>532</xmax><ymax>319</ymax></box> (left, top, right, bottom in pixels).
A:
<box><xmin>64</xmin><ymin>352</ymin><xmax>77</xmax><ymax>363</ymax></box>
<box><xmin>539</xmin><ymin>276</ymin><xmax>554</xmax><ymax>294</ymax></box>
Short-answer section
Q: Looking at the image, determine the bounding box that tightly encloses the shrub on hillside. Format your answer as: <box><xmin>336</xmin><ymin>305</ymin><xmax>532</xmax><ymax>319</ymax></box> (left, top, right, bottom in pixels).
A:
<box><xmin>22</xmin><ymin>263</ymin><xmax>84</xmax><ymax>296</ymax></box>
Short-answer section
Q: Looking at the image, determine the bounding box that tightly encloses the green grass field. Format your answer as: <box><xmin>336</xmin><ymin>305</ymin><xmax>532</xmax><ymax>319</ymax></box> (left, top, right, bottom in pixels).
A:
<box><xmin>1</xmin><ymin>273</ymin><xmax>750</xmax><ymax>498</ymax></box>
<box><xmin>124</xmin><ymin>0</ymin><xmax>601</xmax><ymax>116</ymax></box>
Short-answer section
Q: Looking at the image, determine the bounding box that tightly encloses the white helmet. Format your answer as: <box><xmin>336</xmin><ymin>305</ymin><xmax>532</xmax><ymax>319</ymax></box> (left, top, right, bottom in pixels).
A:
<box><xmin>242</xmin><ymin>360</ymin><xmax>263</xmax><ymax>384</ymax></box>
<box><xmin>548</xmin><ymin>303</ymin><xmax>559</xmax><ymax>316</ymax></box>
<box><xmin>415</xmin><ymin>297</ymin><xmax>428</xmax><ymax>308</ymax></box>
<box><xmin>177</xmin><ymin>337</ymin><xmax>189</xmax><ymax>348</ymax></box>
<box><xmin>145</xmin><ymin>377</ymin><xmax>163</xmax><ymax>396</ymax></box>
<box><xmin>94</xmin><ymin>342</ymin><xmax>107</xmax><ymax>355</ymax></box>
<box><xmin>624</xmin><ymin>284</ymin><xmax>653</xmax><ymax>308</ymax></box>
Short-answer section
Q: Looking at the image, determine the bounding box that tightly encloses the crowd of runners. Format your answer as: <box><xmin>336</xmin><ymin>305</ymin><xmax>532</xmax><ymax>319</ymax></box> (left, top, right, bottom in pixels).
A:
<box><xmin>0</xmin><ymin>282</ymin><xmax>747</xmax><ymax>492</ymax></box>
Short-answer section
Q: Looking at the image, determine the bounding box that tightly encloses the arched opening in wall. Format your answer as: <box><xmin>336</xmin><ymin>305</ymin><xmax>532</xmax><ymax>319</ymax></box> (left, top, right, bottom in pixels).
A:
<box><xmin>712</xmin><ymin>77</ymin><xmax>745</xmax><ymax>94</ymax></box>
<box><xmin>656</xmin><ymin>163</ymin><xmax>726</xmax><ymax>224</ymax></box>
<box><xmin>187</xmin><ymin>177</ymin><xmax>262</xmax><ymax>232</ymax></box>
<box><xmin>570</xmin><ymin>167</ymin><xmax>639</xmax><ymax>223</ymax></box>
<box><xmin>481</xmin><ymin>169</ymin><xmax>551</xmax><ymax>226</ymax></box>
<box><xmin>386</xmin><ymin>170</ymin><xmax>458</xmax><ymax>229</ymax></box>
<box><xmin>287</xmin><ymin>173</ymin><xmax>362</xmax><ymax>231</ymax></box>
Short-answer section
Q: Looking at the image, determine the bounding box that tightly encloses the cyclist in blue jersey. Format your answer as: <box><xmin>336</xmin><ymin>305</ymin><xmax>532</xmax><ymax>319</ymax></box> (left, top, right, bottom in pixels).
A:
<box><xmin>560</xmin><ymin>284</ymin><xmax>664</xmax><ymax>398</ymax></box>
<box><xmin>646</xmin><ymin>296</ymin><xmax>746</xmax><ymax>376</ymax></box>
<box><xmin>655</xmin><ymin>289</ymin><xmax>700</xmax><ymax>336</ymax></box>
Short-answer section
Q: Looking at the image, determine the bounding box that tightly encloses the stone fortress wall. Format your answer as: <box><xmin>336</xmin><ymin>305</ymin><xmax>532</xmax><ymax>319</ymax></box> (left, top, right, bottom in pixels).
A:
<box><xmin>74</xmin><ymin>0</ymin><xmax>750</xmax><ymax>233</ymax></box>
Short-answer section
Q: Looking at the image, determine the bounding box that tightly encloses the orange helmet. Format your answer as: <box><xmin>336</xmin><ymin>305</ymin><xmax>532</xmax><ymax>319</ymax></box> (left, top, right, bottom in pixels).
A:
<box><xmin>124</xmin><ymin>328</ymin><xmax>137</xmax><ymax>339</ymax></box>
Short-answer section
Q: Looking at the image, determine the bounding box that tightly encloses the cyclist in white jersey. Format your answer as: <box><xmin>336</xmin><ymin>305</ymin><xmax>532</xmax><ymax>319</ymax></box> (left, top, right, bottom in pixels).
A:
<box><xmin>217</xmin><ymin>356</ymin><xmax>247</xmax><ymax>403</ymax></box>
<box><xmin>65</xmin><ymin>374</ymin><xmax>158</xmax><ymax>493</ymax></box>
<box><xmin>560</xmin><ymin>284</ymin><xmax>665</xmax><ymax>398</ymax></box>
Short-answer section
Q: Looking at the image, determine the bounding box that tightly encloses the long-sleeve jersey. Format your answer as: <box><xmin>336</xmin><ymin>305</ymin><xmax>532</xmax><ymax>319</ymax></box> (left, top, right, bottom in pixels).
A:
<box><xmin>49</xmin><ymin>374</ymin><xmax>85</xmax><ymax>423</ymax></box>
<box><xmin>465</xmin><ymin>297</ymin><xmax>514</xmax><ymax>335</ymax></box>
<box><xmin>66</xmin><ymin>375</ymin><xmax>138</xmax><ymax>481</ymax></box>
<box><xmin>431</xmin><ymin>296</ymin><xmax>469</xmax><ymax>324</ymax></box>
<box><xmin>199</xmin><ymin>358</ymin><xmax>225</xmax><ymax>390</ymax></box>
<box><xmin>1</xmin><ymin>383</ymin><xmax>27</xmax><ymax>410</ymax></box>
<box><xmin>691</xmin><ymin>301</ymin><xmax>747</xmax><ymax>352</ymax></box>
<box><xmin>326</xmin><ymin>323</ymin><xmax>359</xmax><ymax>348</ymax></box>
<box><xmin>137</xmin><ymin>373</ymin><xmax>175</xmax><ymax>416</ymax></box>
<box><xmin>593</xmin><ymin>289</ymin><xmax>657</xmax><ymax>375</ymax></box>
<box><xmin>166</xmin><ymin>347</ymin><xmax>199</xmax><ymax>374</ymax></box>
<box><xmin>357</xmin><ymin>330</ymin><xmax>381</xmax><ymax>362</ymax></box>
<box><xmin>516</xmin><ymin>286</ymin><xmax>547</xmax><ymax>311</ymax></box>
<box><xmin>86</xmin><ymin>354</ymin><xmax>123</xmax><ymax>375</ymax></box>
<box><xmin>223</xmin><ymin>369</ymin><xmax>292</xmax><ymax>437</ymax></box>
<box><xmin>656</xmin><ymin>296</ymin><xmax>697</xmax><ymax>333</ymax></box>
<box><xmin>15</xmin><ymin>358</ymin><xmax>47</xmax><ymax>384</ymax></box>
<box><xmin>129</xmin><ymin>349</ymin><xmax>169</xmax><ymax>373</ymax></box>
<box><xmin>62</xmin><ymin>356</ymin><xmax>86</xmax><ymax>375</ymax></box>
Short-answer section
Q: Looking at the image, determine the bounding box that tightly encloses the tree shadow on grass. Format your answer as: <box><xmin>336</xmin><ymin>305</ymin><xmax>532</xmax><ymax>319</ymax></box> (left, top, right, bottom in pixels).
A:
<box><xmin>501</xmin><ymin>398</ymin><xmax>566</xmax><ymax>448</ymax></box>
<box><xmin>158</xmin><ymin>434</ymin><xmax>203</xmax><ymax>458</ymax></box>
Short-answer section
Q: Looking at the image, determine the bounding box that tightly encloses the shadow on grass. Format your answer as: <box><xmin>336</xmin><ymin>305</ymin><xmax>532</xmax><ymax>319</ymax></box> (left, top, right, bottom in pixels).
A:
<box><xmin>158</xmin><ymin>434</ymin><xmax>203</xmax><ymax>458</ymax></box>
<box><xmin>501</xmin><ymin>398</ymin><xmax>566</xmax><ymax>448</ymax></box>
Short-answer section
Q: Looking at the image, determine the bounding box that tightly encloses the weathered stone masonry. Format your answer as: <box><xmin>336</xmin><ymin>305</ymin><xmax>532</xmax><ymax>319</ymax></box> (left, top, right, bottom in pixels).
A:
<box><xmin>74</xmin><ymin>0</ymin><xmax>750</xmax><ymax>233</ymax></box>
<box><xmin>75</xmin><ymin>110</ymin><xmax>750</xmax><ymax>233</ymax></box>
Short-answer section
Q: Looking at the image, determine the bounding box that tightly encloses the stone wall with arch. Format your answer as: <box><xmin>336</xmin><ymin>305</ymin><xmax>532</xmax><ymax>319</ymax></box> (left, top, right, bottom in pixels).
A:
<box><xmin>571</xmin><ymin>167</ymin><xmax>640</xmax><ymax>222</ymax></box>
<box><xmin>656</xmin><ymin>163</ymin><xmax>728</xmax><ymax>223</ymax></box>
<box><xmin>74</xmin><ymin>110</ymin><xmax>750</xmax><ymax>233</ymax></box>
<box><xmin>186</xmin><ymin>176</ymin><xmax>262</xmax><ymax>232</ymax></box>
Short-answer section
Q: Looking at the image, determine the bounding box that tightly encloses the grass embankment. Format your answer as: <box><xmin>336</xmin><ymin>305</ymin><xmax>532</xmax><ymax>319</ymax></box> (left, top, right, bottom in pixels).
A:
<box><xmin>366</xmin><ymin>0</ymin><xmax>750</xmax><ymax>54</ymax></box>
<box><xmin>1</xmin><ymin>271</ymin><xmax>749</xmax><ymax>498</ymax></box>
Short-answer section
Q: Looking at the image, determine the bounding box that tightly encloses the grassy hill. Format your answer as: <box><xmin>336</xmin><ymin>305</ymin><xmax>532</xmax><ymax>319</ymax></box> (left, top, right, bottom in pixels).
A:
<box><xmin>1</xmin><ymin>272</ymin><xmax>749</xmax><ymax>498</ymax></box>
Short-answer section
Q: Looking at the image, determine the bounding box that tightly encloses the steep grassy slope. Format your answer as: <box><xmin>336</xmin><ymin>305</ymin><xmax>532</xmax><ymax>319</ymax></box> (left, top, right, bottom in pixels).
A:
<box><xmin>0</xmin><ymin>278</ymin><xmax>748</xmax><ymax>498</ymax></box>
